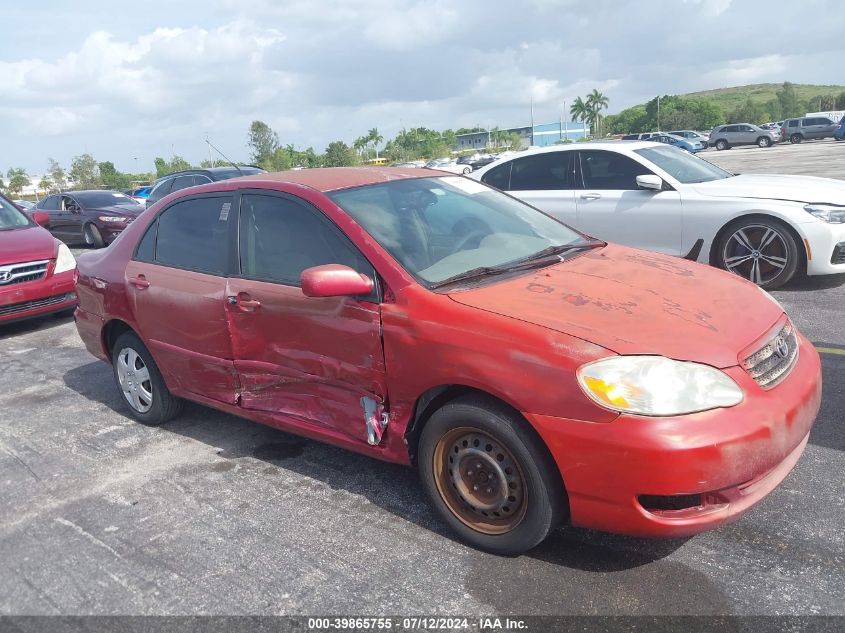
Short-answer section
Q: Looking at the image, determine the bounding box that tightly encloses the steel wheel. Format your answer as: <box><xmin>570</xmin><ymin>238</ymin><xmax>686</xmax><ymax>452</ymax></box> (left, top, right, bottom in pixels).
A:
<box><xmin>722</xmin><ymin>224</ymin><xmax>790</xmax><ymax>285</ymax></box>
<box><xmin>432</xmin><ymin>427</ymin><xmax>527</xmax><ymax>535</ymax></box>
<box><xmin>790</xmin><ymin>133</ymin><xmax>802</xmax><ymax>144</ymax></box>
<box><xmin>116</xmin><ymin>346</ymin><xmax>153</xmax><ymax>413</ymax></box>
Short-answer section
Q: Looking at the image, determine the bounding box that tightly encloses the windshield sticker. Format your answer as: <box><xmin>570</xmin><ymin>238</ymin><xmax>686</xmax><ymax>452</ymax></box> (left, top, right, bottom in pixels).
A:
<box><xmin>440</xmin><ymin>176</ymin><xmax>488</xmax><ymax>195</ymax></box>
<box><xmin>219</xmin><ymin>202</ymin><xmax>231</xmax><ymax>221</ymax></box>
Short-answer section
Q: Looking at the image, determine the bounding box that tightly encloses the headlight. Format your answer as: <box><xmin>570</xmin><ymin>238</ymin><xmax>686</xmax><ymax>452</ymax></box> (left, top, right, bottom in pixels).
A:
<box><xmin>577</xmin><ymin>356</ymin><xmax>743</xmax><ymax>416</ymax></box>
<box><xmin>98</xmin><ymin>216</ymin><xmax>128</xmax><ymax>223</ymax></box>
<box><xmin>54</xmin><ymin>243</ymin><xmax>76</xmax><ymax>274</ymax></box>
<box><xmin>804</xmin><ymin>204</ymin><xmax>845</xmax><ymax>224</ymax></box>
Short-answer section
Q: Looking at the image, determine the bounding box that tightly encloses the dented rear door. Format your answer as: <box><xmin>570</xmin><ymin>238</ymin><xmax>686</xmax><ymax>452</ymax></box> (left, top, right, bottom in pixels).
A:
<box><xmin>226</xmin><ymin>191</ymin><xmax>387</xmax><ymax>442</ymax></box>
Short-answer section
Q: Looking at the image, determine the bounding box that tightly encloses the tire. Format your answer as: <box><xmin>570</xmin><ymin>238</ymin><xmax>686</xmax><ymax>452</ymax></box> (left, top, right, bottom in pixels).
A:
<box><xmin>757</xmin><ymin>136</ymin><xmax>771</xmax><ymax>148</ymax></box>
<box><xmin>716</xmin><ymin>217</ymin><xmax>800</xmax><ymax>290</ymax></box>
<box><xmin>112</xmin><ymin>331</ymin><xmax>183</xmax><ymax>425</ymax></box>
<box><xmin>418</xmin><ymin>395</ymin><xmax>565</xmax><ymax>555</ymax></box>
<box><xmin>462</xmin><ymin>167</ymin><xmax>472</xmax><ymax>175</ymax></box>
<box><xmin>84</xmin><ymin>223</ymin><xmax>105</xmax><ymax>248</ymax></box>
<box><xmin>715</xmin><ymin>139</ymin><xmax>729</xmax><ymax>151</ymax></box>
<box><xmin>790</xmin><ymin>133</ymin><xmax>803</xmax><ymax>144</ymax></box>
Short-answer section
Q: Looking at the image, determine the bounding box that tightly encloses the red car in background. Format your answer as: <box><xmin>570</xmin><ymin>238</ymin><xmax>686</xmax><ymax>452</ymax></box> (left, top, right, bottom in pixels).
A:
<box><xmin>0</xmin><ymin>193</ymin><xmax>77</xmax><ymax>324</ymax></box>
<box><xmin>73</xmin><ymin>168</ymin><xmax>821</xmax><ymax>554</ymax></box>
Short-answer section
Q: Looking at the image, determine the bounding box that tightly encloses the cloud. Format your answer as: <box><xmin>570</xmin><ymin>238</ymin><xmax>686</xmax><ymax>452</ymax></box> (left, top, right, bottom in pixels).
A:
<box><xmin>0</xmin><ymin>0</ymin><xmax>841</xmax><ymax>173</ymax></box>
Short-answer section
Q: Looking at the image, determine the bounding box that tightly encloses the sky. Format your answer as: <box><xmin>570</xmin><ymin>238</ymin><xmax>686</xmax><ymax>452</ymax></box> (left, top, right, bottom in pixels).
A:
<box><xmin>1</xmin><ymin>0</ymin><xmax>842</xmax><ymax>174</ymax></box>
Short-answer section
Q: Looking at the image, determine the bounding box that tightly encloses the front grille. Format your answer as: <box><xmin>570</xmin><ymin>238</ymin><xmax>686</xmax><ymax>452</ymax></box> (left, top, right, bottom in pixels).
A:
<box><xmin>831</xmin><ymin>242</ymin><xmax>845</xmax><ymax>265</ymax></box>
<box><xmin>0</xmin><ymin>260</ymin><xmax>49</xmax><ymax>286</ymax></box>
<box><xmin>0</xmin><ymin>293</ymin><xmax>75</xmax><ymax>317</ymax></box>
<box><xmin>741</xmin><ymin>321</ymin><xmax>799</xmax><ymax>389</ymax></box>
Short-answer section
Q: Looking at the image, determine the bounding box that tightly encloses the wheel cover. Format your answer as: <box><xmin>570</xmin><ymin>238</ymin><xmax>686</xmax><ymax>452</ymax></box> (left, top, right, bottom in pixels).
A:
<box><xmin>723</xmin><ymin>224</ymin><xmax>789</xmax><ymax>285</ymax></box>
<box><xmin>116</xmin><ymin>347</ymin><xmax>153</xmax><ymax>413</ymax></box>
<box><xmin>432</xmin><ymin>427</ymin><xmax>527</xmax><ymax>535</ymax></box>
<box><xmin>84</xmin><ymin>226</ymin><xmax>94</xmax><ymax>245</ymax></box>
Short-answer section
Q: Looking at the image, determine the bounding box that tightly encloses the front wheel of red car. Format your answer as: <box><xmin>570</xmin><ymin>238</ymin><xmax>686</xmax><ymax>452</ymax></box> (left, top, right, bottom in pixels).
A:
<box><xmin>112</xmin><ymin>331</ymin><xmax>183</xmax><ymax>425</ymax></box>
<box><xmin>418</xmin><ymin>395</ymin><xmax>565</xmax><ymax>555</ymax></box>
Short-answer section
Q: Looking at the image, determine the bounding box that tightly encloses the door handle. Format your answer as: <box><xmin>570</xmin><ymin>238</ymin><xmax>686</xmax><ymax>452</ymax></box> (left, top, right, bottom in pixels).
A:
<box><xmin>129</xmin><ymin>275</ymin><xmax>150</xmax><ymax>289</ymax></box>
<box><xmin>228</xmin><ymin>293</ymin><xmax>261</xmax><ymax>311</ymax></box>
<box><xmin>580</xmin><ymin>193</ymin><xmax>602</xmax><ymax>200</ymax></box>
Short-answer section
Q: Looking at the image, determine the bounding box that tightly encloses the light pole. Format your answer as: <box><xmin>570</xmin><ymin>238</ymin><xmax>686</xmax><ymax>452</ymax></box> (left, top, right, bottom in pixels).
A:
<box><xmin>657</xmin><ymin>96</ymin><xmax>661</xmax><ymax>132</ymax></box>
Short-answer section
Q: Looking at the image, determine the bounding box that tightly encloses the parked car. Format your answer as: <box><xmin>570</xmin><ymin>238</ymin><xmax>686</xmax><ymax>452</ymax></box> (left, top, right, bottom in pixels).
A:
<box><xmin>835</xmin><ymin>115</ymin><xmax>845</xmax><ymax>141</ymax></box>
<box><xmin>668</xmin><ymin>130</ymin><xmax>710</xmax><ymax>146</ymax></box>
<box><xmin>32</xmin><ymin>190</ymin><xmax>144</xmax><ymax>247</ymax></box>
<box><xmin>425</xmin><ymin>158</ymin><xmax>473</xmax><ymax>175</ymax></box>
<box><xmin>0</xmin><ymin>192</ymin><xmax>77</xmax><ymax>324</ymax></box>
<box><xmin>145</xmin><ymin>166</ymin><xmax>265</xmax><ymax>208</ymax></box>
<box><xmin>781</xmin><ymin>117</ymin><xmax>839</xmax><ymax>144</ymax></box>
<box><xmin>709</xmin><ymin>124</ymin><xmax>775</xmax><ymax>150</ymax></box>
<box><xmin>13</xmin><ymin>199</ymin><xmax>35</xmax><ymax>211</ymax></box>
<box><xmin>458</xmin><ymin>153</ymin><xmax>497</xmax><ymax>169</ymax></box>
<box><xmin>650</xmin><ymin>132</ymin><xmax>705</xmax><ymax>153</ymax></box>
<box><xmin>125</xmin><ymin>186</ymin><xmax>152</xmax><ymax>205</ymax></box>
<box><xmin>621</xmin><ymin>132</ymin><xmax>658</xmax><ymax>141</ymax></box>
<box><xmin>472</xmin><ymin>141</ymin><xmax>845</xmax><ymax>289</ymax></box>
<box><xmin>73</xmin><ymin>167</ymin><xmax>821</xmax><ymax>555</ymax></box>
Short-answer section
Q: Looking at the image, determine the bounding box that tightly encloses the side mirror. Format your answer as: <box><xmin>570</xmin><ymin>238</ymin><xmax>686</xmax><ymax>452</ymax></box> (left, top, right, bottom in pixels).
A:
<box><xmin>31</xmin><ymin>211</ymin><xmax>51</xmax><ymax>228</ymax></box>
<box><xmin>301</xmin><ymin>264</ymin><xmax>374</xmax><ymax>298</ymax></box>
<box><xmin>636</xmin><ymin>174</ymin><xmax>663</xmax><ymax>191</ymax></box>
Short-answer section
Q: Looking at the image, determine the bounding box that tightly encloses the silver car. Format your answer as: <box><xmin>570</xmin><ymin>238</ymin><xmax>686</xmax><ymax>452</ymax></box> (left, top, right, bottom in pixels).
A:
<box><xmin>709</xmin><ymin>124</ymin><xmax>775</xmax><ymax>150</ymax></box>
<box><xmin>781</xmin><ymin>117</ymin><xmax>838</xmax><ymax>144</ymax></box>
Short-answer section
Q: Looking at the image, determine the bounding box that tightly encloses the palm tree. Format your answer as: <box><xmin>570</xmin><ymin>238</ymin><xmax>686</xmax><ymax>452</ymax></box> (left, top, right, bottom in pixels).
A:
<box><xmin>587</xmin><ymin>89</ymin><xmax>610</xmax><ymax>137</ymax></box>
<box><xmin>368</xmin><ymin>128</ymin><xmax>383</xmax><ymax>158</ymax></box>
<box><xmin>570</xmin><ymin>97</ymin><xmax>589</xmax><ymax>124</ymax></box>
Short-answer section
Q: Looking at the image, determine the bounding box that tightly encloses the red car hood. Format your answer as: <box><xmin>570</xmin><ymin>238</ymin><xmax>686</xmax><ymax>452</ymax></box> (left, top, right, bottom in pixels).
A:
<box><xmin>0</xmin><ymin>226</ymin><xmax>57</xmax><ymax>266</ymax></box>
<box><xmin>447</xmin><ymin>244</ymin><xmax>783</xmax><ymax>368</ymax></box>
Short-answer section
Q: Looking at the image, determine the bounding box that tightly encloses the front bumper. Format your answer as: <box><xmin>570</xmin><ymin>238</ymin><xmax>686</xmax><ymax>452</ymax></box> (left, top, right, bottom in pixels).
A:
<box><xmin>0</xmin><ymin>268</ymin><xmax>77</xmax><ymax>324</ymax></box>
<box><xmin>525</xmin><ymin>332</ymin><xmax>821</xmax><ymax>538</ymax></box>
<box><xmin>800</xmin><ymin>220</ymin><xmax>845</xmax><ymax>275</ymax></box>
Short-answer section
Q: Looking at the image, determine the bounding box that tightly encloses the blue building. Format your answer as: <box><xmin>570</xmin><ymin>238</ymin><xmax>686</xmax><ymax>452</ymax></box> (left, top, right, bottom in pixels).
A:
<box><xmin>454</xmin><ymin>121</ymin><xmax>591</xmax><ymax>151</ymax></box>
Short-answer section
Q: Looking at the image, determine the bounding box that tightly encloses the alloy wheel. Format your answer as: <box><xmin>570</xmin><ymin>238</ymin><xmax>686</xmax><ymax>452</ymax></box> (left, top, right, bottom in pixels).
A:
<box><xmin>116</xmin><ymin>347</ymin><xmax>153</xmax><ymax>413</ymax></box>
<box><xmin>722</xmin><ymin>224</ymin><xmax>789</xmax><ymax>285</ymax></box>
<box><xmin>432</xmin><ymin>427</ymin><xmax>527</xmax><ymax>535</ymax></box>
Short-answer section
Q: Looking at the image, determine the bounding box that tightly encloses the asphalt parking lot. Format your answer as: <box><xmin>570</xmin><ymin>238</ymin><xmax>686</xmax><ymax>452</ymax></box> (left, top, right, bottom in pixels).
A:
<box><xmin>1</xmin><ymin>146</ymin><xmax>844</xmax><ymax>619</ymax></box>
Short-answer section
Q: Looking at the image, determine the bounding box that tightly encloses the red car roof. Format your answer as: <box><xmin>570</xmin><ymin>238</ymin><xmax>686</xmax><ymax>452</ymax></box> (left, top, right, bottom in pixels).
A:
<box><xmin>237</xmin><ymin>167</ymin><xmax>442</xmax><ymax>193</ymax></box>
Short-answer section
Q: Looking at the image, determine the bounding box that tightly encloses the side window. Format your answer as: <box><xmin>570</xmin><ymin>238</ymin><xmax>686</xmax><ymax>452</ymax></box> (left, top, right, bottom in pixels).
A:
<box><xmin>580</xmin><ymin>150</ymin><xmax>653</xmax><ymax>191</ymax></box>
<box><xmin>723</xmin><ymin>125</ymin><xmax>737</xmax><ymax>133</ymax></box>
<box><xmin>509</xmin><ymin>152</ymin><xmax>573</xmax><ymax>191</ymax></box>
<box><xmin>135</xmin><ymin>220</ymin><xmax>157</xmax><ymax>262</ymax></box>
<box><xmin>147</xmin><ymin>178</ymin><xmax>173</xmax><ymax>205</ymax></box>
<box><xmin>155</xmin><ymin>196</ymin><xmax>233</xmax><ymax>275</ymax></box>
<box><xmin>787</xmin><ymin>120</ymin><xmax>798</xmax><ymax>128</ymax></box>
<box><xmin>193</xmin><ymin>175</ymin><xmax>212</xmax><ymax>186</ymax></box>
<box><xmin>238</xmin><ymin>194</ymin><xmax>376</xmax><ymax>292</ymax></box>
<box><xmin>39</xmin><ymin>196</ymin><xmax>60</xmax><ymax>211</ymax></box>
<box><xmin>481</xmin><ymin>162</ymin><xmax>512</xmax><ymax>190</ymax></box>
<box><xmin>169</xmin><ymin>175</ymin><xmax>196</xmax><ymax>194</ymax></box>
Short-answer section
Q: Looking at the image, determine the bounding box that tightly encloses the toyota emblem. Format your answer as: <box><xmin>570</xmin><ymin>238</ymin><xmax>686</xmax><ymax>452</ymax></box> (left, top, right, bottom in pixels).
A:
<box><xmin>773</xmin><ymin>336</ymin><xmax>789</xmax><ymax>359</ymax></box>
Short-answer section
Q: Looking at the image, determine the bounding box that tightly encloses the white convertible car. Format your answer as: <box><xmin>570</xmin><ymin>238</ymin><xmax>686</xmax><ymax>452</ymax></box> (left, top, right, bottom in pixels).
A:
<box><xmin>472</xmin><ymin>142</ymin><xmax>845</xmax><ymax>288</ymax></box>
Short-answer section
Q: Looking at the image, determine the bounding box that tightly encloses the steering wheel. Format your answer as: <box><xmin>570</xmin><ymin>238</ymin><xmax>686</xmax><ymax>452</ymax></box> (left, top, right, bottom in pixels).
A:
<box><xmin>451</xmin><ymin>230</ymin><xmax>489</xmax><ymax>254</ymax></box>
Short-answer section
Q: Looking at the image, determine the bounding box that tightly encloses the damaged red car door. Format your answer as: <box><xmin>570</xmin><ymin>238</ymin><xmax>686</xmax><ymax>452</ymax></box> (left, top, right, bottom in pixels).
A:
<box><xmin>225</xmin><ymin>191</ymin><xmax>387</xmax><ymax>443</ymax></box>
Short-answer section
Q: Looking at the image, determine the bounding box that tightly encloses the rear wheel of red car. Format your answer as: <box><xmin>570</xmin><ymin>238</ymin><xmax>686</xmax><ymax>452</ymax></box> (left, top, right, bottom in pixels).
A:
<box><xmin>418</xmin><ymin>395</ymin><xmax>565</xmax><ymax>555</ymax></box>
<box><xmin>84</xmin><ymin>223</ymin><xmax>105</xmax><ymax>248</ymax></box>
<box><xmin>112</xmin><ymin>331</ymin><xmax>182</xmax><ymax>425</ymax></box>
<box><xmin>716</xmin><ymin>217</ymin><xmax>800</xmax><ymax>290</ymax></box>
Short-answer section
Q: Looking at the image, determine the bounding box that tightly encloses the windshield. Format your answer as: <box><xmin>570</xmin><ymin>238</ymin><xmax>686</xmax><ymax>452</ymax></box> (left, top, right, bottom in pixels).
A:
<box><xmin>329</xmin><ymin>176</ymin><xmax>589</xmax><ymax>287</ymax></box>
<box><xmin>0</xmin><ymin>195</ymin><xmax>32</xmax><ymax>230</ymax></box>
<box><xmin>635</xmin><ymin>146</ymin><xmax>733</xmax><ymax>184</ymax></box>
<box><xmin>74</xmin><ymin>191</ymin><xmax>142</xmax><ymax>208</ymax></box>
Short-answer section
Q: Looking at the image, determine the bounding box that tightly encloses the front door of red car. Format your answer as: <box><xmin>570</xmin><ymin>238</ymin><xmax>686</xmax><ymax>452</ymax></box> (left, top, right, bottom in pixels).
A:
<box><xmin>225</xmin><ymin>191</ymin><xmax>387</xmax><ymax>443</ymax></box>
<box><xmin>126</xmin><ymin>194</ymin><xmax>239</xmax><ymax>403</ymax></box>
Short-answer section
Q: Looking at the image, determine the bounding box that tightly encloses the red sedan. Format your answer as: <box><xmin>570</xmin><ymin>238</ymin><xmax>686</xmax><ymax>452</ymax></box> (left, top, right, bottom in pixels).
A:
<box><xmin>0</xmin><ymin>193</ymin><xmax>77</xmax><ymax>324</ymax></box>
<box><xmin>73</xmin><ymin>168</ymin><xmax>821</xmax><ymax>554</ymax></box>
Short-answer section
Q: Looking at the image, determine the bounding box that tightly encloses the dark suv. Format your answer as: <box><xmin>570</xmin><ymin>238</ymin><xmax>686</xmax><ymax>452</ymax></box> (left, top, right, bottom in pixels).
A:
<box><xmin>780</xmin><ymin>117</ymin><xmax>838</xmax><ymax>144</ymax></box>
<box><xmin>146</xmin><ymin>166</ymin><xmax>265</xmax><ymax>208</ymax></box>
